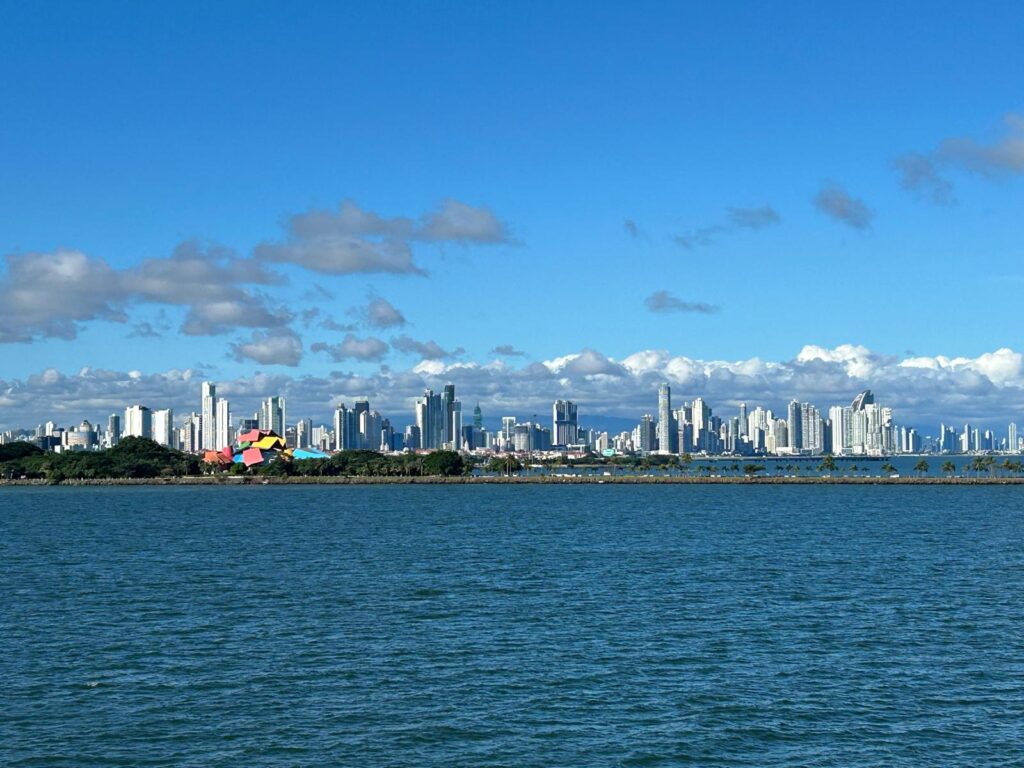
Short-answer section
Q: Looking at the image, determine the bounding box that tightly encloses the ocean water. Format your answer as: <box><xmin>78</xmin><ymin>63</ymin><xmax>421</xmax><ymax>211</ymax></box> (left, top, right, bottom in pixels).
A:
<box><xmin>3</xmin><ymin>485</ymin><xmax>1024</xmax><ymax>766</ymax></box>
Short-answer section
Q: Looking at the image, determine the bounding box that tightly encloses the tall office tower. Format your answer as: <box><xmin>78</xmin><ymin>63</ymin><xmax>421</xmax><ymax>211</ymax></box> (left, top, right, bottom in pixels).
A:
<box><xmin>414</xmin><ymin>389</ymin><xmax>444</xmax><ymax>449</ymax></box>
<box><xmin>215</xmin><ymin>398</ymin><xmax>231</xmax><ymax>449</ymax></box>
<box><xmin>738</xmin><ymin>403</ymin><xmax>748</xmax><ymax>436</ymax></box>
<box><xmin>200</xmin><ymin>381</ymin><xmax>217</xmax><ymax>450</ymax></box>
<box><xmin>404</xmin><ymin>424</ymin><xmax>421</xmax><ymax>450</ymax></box>
<box><xmin>473</xmin><ymin>402</ymin><xmax>483</xmax><ymax>429</ymax></box>
<box><xmin>352</xmin><ymin>398</ymin><xmax>370</xmax><ymax>448</ymax></box>
<box><xmin>333</xmin><ymin>404</ymin><xmax>358</xmax><ymax>450</ymax></box>
<box><xmin>380</xmin><ymin>419</ymin><xmax>395</xmax><ymax>451</ymax></box>
<box><xmin>552</xmin><ymin>400</ymin><xmax>579</xmax><ymax>447</ymax></box>
<box><xmin>691</xmin><ymin>397</ymin><xmax>709</xmax><ymax>450</ymax></box>
<box><xmin>124</xmin><ymin>405</ymin><xmax>152</xmax><ymax>439</ymax></box>
<box><xmin>1009</xmin><ymin>423</ymin><xmax>1018</xmax><ymax>453</ymax></box>
<box><xmin>657</xmin><ymin>383</ymin><xmax>673</xmax><ymax>454</ymax></box>
<box><xmin>786</xmin><ymin>400</ymin><xmax>802</xmax><ymax>452</ymax></box>
<box><xmin>500</xmin><ymin>416</ymin><xmax>516</xmax><ymax>451</ymax></box>
<box><xmin>441</xmin><ymin>384</ymin><xmax>456</xmax><ymax>444</ymax></box>
<box><xmin>296</xmin><ymin>418</ymin><xmax>312</xmax><ymax>450</ymax></box>
<box><xmin>449</xmin><ymin>401</ymin><xmax>463</xmax><ymax>450</ymax></box>
<box><xmin>361</xmin><ymin>410</ymin><xmax>383</xmax><ymax>452</ymax></box>
<box><xmin>636</xmin><ymin>414</ymin><xmax>657</xmax><ymax>453</ymax></box>
<box><xmin>961</xmin><ymin>424</ymin><xmax>971</xmax><ymax>453</ymax></box>
<box><xmin>107</xmin><ymin>414</ymin><xmax>121</xmax><ymax>447</ymax></box>
<box><xmin>259</xmin><ymin>396</ymin><xmax>286</xmax><ymax>436</ymax></box>
<box><xmin>152</xmin><ymin>409</ymin><xmax>174</xmax><ymax>447</ymax></box>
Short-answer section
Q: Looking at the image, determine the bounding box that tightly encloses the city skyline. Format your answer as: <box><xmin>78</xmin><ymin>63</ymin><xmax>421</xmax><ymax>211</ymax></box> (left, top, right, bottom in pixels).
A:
<box><xmin>2</xmin><ymin>5</ymin><xmax>1024</xmax><ymax>432</ymax></box>
<box><xmin>5</xmin><ymin>374</ymin><xmax>1021</xmax><ymax>459</ymax></box>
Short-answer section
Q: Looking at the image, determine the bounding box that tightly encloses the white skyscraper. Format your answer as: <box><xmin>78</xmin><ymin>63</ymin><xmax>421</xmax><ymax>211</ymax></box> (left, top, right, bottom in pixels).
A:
<box><xmin>201</xmin><ymin>381</ymin><xmax>217</xmax><ymax>450</ymax></box>
<box><xmin>124</xmin><ymin>405</ymin><xmax>152</xmax><ymax>439</ymax></box>
<box><xmin>215</xmin><ymin>398</ymin><xmax>231</xmax><ymax>448</ymax></box>
<box><xmin>152</xmin><ymin>409</ymin><xmax>174</xmax><ymax>447</ymax></box>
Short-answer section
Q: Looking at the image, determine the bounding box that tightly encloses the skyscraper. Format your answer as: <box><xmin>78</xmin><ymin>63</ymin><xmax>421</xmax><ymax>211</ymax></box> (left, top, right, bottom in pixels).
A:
<box><xmin>442</xmin><ymin>384</ymin><xmax>456</xmax><ymax>445</ymax></box>
<box><xmin>473</xmin><ymin>402</ymin><xmax>483</xmax><ymax>429</ymax></box>
<box><xmin>201</xmin><ymin>381</ymin><xmax>217</xmax><ymax>450</ymax></box>
<box><xmin>552</xmin><ymin>400</ymin><xmax>579</xmax><ymax>446</ymax></box>
<box><xmin>353</xmin><ymin>398</ymin><xmax>370</xmax><ymax>448</ymax></box>
<box><xmin>124</xmin><ymin>405</ymin><xmax>152</xmax><ymax>439</ymax></box>
<box><xmin>106</xmin><ymin>413</ymin><xmax>121</xmax><ymax>447</ymax></box>
<box><xmin>215</xmin><ymin>398</ymin><xmax>231</xmax><ymax>448</ymax></box>
<box><xmin>259</xmin><ymin>396</ymin><xmax>286</xmax><ymax>436</ymax></box>
<box><xmin>787</xmin><ymin>400</ymin><xmax>802</xmax><ymax>453</ymax></box>
<box><xmin>152</xmin><ymin>408</ymin><xmax>174</xmax><ymax>447</ymax></box>
<box><xmin>415</xmin><ymin>389</ymin><xmax>444</xmax><ymax>449</ymax></box>
<box><xmin>657</xmin><ymin>383</ymin><xmax>674</xmax><ymax>454</ymax></box>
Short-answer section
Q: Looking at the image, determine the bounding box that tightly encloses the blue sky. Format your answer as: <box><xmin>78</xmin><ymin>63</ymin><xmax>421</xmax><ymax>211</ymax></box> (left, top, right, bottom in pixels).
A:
<box><xmin>2</xmin><ymin>2</ymin><xmax>1024</xmax><ymax>428</ymax></box>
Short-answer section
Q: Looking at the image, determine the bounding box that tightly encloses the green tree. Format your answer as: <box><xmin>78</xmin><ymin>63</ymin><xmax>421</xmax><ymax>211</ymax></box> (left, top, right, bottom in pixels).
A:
<box><xmin>941</xmin><ymin>460</ymin><xmax>956</xmax><ymax>476</ymax></box>
<box><xmin>820</xmin><ymin>454</ymin><xmax>838</xmax><ymax>473</ymax></box>
<box><xmin>487</xmin><ymin>455</ymin><xmax>523</xmax><ymax>474</ymax></box>
<box><xmin>421</xmin><ymin>450</ymin><xmax>466</xmax><ymax>477</ymax></box>
<box><xmin>914</xmin><ymin>459</ymin><xmax>930</xmax><ymax>476</ymax></box>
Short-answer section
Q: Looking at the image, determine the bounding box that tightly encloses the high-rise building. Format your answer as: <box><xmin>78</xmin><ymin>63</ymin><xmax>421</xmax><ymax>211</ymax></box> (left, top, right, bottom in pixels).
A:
<box><xmin>201</xmin><ymin>381</ymin><xmax>217</xmax><ymax>450</ymax></box>
<box><xmin>414</xmin><ymin>389</ymin><xmax>444</xmax><ymax>449</ymax></box>
<box><xmin>636</xmin><ymin>414</ymin><xmax>657</xmax><ymax>453</ymax></box>
<box><xmin>450</xmin><ymin>401</ymin><xmax>462</xmax><ymax>450</ymax></box>
<box><xmin>259</xmin><ymin>396</ymin><xmax>286</xmax><ymax>436</ymax></box>
<box><xmin>106</xmin><ymin>414</ymin><xmax>121</xmax><ymax>448</ymax></box>
<box><xmin>152</xmin><ymin>409</ymin><xmax>174</xmax><ymax>447</ymax></box>
<box><xmin>657</xmin><ymin>383</ymin><xmax>674</xmax><ymax>454</ymax></box>
<box><xmin>738</xmin><ymin>403</ymin><xmax>748</xmax><ymax>437</ymax></box>
<box><xmin>124</xmin><ymin>405</ymin><xmax>152</xmax><ymax>439</ymax></box>
<box><xmin>441</xmin><ymin>384</ymin><xmax>456</xmax><ymax>445</ymax></box>
<box><xmin>1009</xmin><ymin>422</ymin><xmax>1018</xmax><ymax>453</ymax></box>
<box><xmin>786</xmin><ymin>400</ymin><xmax>802</xmax><ymax>452</ymax></box>
<box><xmin>334</xmin><ymin>404</ymin><xmax>359</xmax><ymax>450</ymax></box>
<box><xmin>296</xmin><ymin>418</ymin><xmax>312</xmax><ymax>450</ymax></box>
<box><xmin>473</xmin><ymin>402</ymin><xmax>483</xmax><ymax>429</ymax></box>
<box><xmin>552</xmin><ymin>400</ymin><xmax>579</xmax><ymax>446</ymax></box>
<box><xmin>353</xmin><ymin>398</ymin><xmax>370</xmax><ymax>448</ymax></box>
<box><xmin>215</xmin><ymin>398</ymin><xmax>231</xmax><ymax>449</ymax></box>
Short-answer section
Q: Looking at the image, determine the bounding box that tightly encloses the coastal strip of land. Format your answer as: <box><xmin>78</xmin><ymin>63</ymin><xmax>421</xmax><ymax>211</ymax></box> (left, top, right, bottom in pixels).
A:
<box><xmin>2</xmin><ymin>475</ymin><xmax>1023</xmax><ymax>486</ymax></box>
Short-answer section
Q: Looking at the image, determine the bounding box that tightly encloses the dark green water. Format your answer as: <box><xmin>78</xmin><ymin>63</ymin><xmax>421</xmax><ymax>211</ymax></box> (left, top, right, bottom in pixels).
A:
<box><xmin>3</xmin><ymin>485</ymin><xmax>1024</xmax><ymax>766</ymax></box>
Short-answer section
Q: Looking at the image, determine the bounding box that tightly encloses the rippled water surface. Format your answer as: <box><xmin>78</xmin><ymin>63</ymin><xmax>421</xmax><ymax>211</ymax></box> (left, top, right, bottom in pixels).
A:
<box><xmin>3</xmin><ymin>485</ymin><xmax>1024</xmax><ymax>766</ymax></box>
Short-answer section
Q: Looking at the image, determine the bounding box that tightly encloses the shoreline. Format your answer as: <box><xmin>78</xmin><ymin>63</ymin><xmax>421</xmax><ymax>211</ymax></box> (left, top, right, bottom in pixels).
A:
<box><xmin>2</xmin><ymin>475</ymin><xmax>1023</xmax><ymax>487</ymax></box>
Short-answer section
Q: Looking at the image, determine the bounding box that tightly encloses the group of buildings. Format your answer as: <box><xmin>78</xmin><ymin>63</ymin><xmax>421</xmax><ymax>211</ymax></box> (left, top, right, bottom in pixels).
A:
<box><xmin>2</xmin><ymin>381</ymin><xmax>1021</xmax><ymax>458</ymax></box>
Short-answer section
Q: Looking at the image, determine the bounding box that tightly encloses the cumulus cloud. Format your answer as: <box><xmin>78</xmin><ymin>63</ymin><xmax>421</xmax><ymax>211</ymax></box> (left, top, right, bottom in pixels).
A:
<box><xmin>813</xmin><ymin>183</ymin><xmax>874</xmax><ymax>229</ymax></box>
<box><xmin>311</xmin><ymin>334</ymin><xmax>389</xmax><ymax>362</ymax></box>
<box><xmin>0</xmin><ymin>242</ymin><xmax>292</xmax><ymax>343</ymax></box>
<box><xmin>893</xmin><ymin>114</ymin><xmax>1024</xmax><ymax>203</ymax></box>
<box><xmin>673</xmin><ymin>225</ymin><xmax>727</xmax><ymax>250</ymax></box>
<box><xmin>726</xmin><ymin>205</ymin><xmax>781</xmax><ymax>229</ymax></box>
<box><xmin>936</xmin><ymin>113</ymin><xmax>1024</xmax><ymax>177</ymax></box>
<box><xmin>229</xmin><ymin>328</ymin><xmax>303</xmax><ymax>367</ymax></box>
<box><xmin>0</xmin><ymin>250</ymin><xmax>128</xmax><ymax>342</ymax></box>
<box><xmin>491</xmin><ymin>344</ymin><xmax>526</xmax><ymax>357</ymax></box>
<box><xmin>391</xmin><ymin>335</ymin><xmax>464</xmax><ymax>360</ymax></box>
<box><xmin>254</xmin><ymin>198</ymin><xmax>511</xmax><ymax>276</ymax></box>
<box><xmin>359</xmin><ymin>296</ymin><xmax>407</xmax><ymax>329</ymax></box>
<box><xmin>5</xmin><ymin>344</ymin><xmax>1024</xmax><ymax>432</ymax></box>
<box><xmin>418</xmin><ymin>199</ymin><xmax>510</xmax><ymax>243</ymax></box>
<box><xmin>673</xmin><ymin>204</ymin><xmax>780</xmax><ymax>248</ymax></box>
<box><xmin>892</xmin><ymin>153</ymin><xmax>955</xmax><ymax>205</ymax></box>
<box><xmin>644</xmin><ymin>291</ymin><xmax>719</xmax><ymax>315</ymax></box>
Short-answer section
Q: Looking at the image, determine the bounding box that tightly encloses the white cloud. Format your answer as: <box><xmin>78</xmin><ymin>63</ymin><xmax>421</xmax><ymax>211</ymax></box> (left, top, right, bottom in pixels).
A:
<box><xmin>229</xmin><ymin>328</ymin><xmax>303</xmax><ymax>367</ymax></box>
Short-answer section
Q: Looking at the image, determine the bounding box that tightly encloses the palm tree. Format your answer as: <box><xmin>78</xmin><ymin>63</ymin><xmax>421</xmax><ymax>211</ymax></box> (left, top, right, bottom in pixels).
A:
<box><xmin>941</xmin><ymin>460</ymin><xmax>956</xmax><ymax>477</ymax></box>
<box><xmin>882</xmin><ymin>462</ymin><xmax>897</xmax><ymax>476</ymax></box>
<box><xmin>820</xmin><ymin>454</ymin><xmax>838</xmax><ymax>474</ymax></box>
<box><xmin>914</xmin><ymin>459</ymin><xmax>930</xmax><ymax>476</ymax></box>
